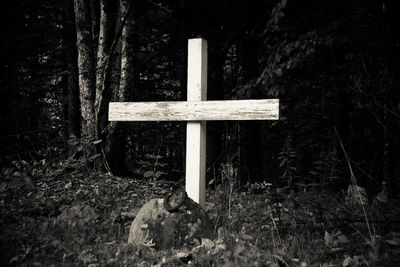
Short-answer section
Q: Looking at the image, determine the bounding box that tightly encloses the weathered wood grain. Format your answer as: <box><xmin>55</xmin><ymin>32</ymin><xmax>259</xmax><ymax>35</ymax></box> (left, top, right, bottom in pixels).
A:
<box><xmin>107</xmin><ymin>38</ymin><xmax>280</xmax><ymax>208</ymax></box>
<box><xmin>185</xmin><ymin>38</ymin><xmax>207</xmax><ymax>207</ymax></box>
<box><xmin>108</xmin><ymin>99</ymin><xmax>279</xmax><ymax>121</ymax></box>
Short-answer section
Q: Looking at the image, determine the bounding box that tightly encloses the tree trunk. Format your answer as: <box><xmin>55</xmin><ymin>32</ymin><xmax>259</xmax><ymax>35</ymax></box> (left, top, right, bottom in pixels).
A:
<box><xmin>74</xmin><ymin>0</ymin><xmax>97</xmax><ymax>139</ymax></box>
<box><xmin>95</xmin><ymin>0</ymin><xmax>116</xmax><ymax>135</ymax></box>
<box><xmin>91</xmin><ymin>0</ymin><xmax>100</xmax><ymax>57</ymax></box>
<box><xmin>104</xmin><ymin>0</ymin><xmax>135</xmax><ymax>175</ymax></box>
<box><xmin>62</xmin><ymin>0</ymin><xmax>80</xmax><ymax>138</ymax></box>
<box><xmin>118</xmin><ymin>0</ymin><xmax>135</xmax><ymax>102</ymax></box>
<box><xmin>95</xmin><ymin>0</ymin><xmax>110</xmax><ymax>105</ymax></box>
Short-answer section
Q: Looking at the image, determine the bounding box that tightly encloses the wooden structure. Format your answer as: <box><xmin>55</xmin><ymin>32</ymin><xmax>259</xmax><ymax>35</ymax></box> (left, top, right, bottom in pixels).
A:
<box><xmin>109</xmin><ymin>38</ymin><xmax>279</xmax><ymax>207</ymax></box>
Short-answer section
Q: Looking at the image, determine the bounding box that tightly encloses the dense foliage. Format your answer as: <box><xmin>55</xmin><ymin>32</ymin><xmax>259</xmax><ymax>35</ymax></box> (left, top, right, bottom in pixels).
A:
<box><xmin>2</xmin><ymin>0</ymin><xmax>399</xmax><ymax>193</ymax></box>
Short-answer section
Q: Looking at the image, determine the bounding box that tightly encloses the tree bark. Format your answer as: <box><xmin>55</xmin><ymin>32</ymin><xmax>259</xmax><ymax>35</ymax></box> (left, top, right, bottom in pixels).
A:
<box><xmin>74</xmin><ymin>0</ymin><xmax>97</xmax><ymax>139</ymax></box>
<box><xmin>104</xmin><ymin>0</ymin><xmax>135</xmax><ymax>175</ymax></box>
<box><xmin>118</xmin><ymin>0</ymin><xmax>135</xmax><ymax>102</ymax></box>
<box><xmin>91</xmin><ymin>0</ymin><xmax>100</xmax><ymax>57</ymax></box>
<box><xmin>95</xmin><ymin>0</ymin><xmax>116</xmax><ymax>134</ymax></box>
<box><xmin>62</xmin><ymin>0</ymin><xmax>80</xmax><ymax>138</ymax></box>
<box><xmin>96</xmin><ymin>0</ymin><xmax>110</xmax><ymax>102</ymax></box>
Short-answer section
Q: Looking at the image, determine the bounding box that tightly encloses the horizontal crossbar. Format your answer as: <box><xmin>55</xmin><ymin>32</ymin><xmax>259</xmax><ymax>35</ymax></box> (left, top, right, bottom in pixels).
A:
<box><xmin>109</xmin><ymin>99</ymin><xmax>279</xmax><ymax>121</ymax></box>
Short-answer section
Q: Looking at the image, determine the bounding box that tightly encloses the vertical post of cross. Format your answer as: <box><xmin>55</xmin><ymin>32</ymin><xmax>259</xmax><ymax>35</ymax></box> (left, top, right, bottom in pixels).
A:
<box><xmin>186</xmin><ymin>38</ymin><xmax>207</xmax><ymax>207</ymax></box>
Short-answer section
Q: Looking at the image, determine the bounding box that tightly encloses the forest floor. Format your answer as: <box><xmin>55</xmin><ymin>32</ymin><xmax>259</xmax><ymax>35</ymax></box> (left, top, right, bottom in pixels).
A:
<box><xmin>1</xmin><ymin>171</ymin><xmax>400</xmax><ymax>266</ymax></box>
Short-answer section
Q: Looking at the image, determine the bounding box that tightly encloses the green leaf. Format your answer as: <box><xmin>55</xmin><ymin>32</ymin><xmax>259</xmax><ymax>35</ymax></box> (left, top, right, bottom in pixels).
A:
<box><xmin>279</xmin><ymin>158</ymin><xmax>288</xmax><ymax>168</ymax></box>
<box><xmin>143</xmin><ymin>171</ymin><xmax>154</xmax><ymax>178</ymax></box>
<box><xmin>154</xmin><ymin>171</ymin><xmax>167</xmax><ymax>178</ymax></box>
<box><xmin>88</xmin><ymin>154</ymin><xmax>101</xmax><ymax>162</ymax></box>
<box><xmin>145</xmin><ymin>154</ymin><xmax>163</xmax><ymax>159</ymax></box>
<box><xmin>138</xmin><ymin>160</ymin><xmax>151</xmax><ymax>166</ymax></box>
<box><xmin>324</xmin><ymin>231</ymin><xmax>333</xmax><ymax>246</ymax></box>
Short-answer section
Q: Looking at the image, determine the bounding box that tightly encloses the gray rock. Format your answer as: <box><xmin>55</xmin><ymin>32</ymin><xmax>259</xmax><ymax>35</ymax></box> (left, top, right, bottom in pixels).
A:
<box><xmin>127</xmin><ymin>197</ymin><xmax>213</xmax><ymax>249</ymax></box>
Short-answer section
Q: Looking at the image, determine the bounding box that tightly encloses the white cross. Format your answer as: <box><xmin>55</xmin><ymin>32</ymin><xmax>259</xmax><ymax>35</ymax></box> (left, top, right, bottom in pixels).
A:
<box><xmin>109</xmin><ymin>38</ymin><xmax>279</xmax><ymax>207</ymax></box>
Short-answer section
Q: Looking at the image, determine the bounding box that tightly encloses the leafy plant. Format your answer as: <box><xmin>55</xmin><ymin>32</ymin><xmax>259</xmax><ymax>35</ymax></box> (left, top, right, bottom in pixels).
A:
<box><xmin>220</xmin><ymin>161</ymin><xmax>238</xmax><ymax>218</ymax></box>
<box><xmin>67</xmin><ymin>137</ymin><xmax>103</xmax><ymax>171</ymax></box>
<box><xmin>41</xmin><ymin>136</ymin><xmax>104</xmax><ymax>176</ymax></box>
<box><xmin>138</xmin><ymin>153</ymin><xmax>168</xmax><ymax>180</ymax></box>
<box><xmin>211</xmin><ymin>156</ymin><xmax>240</xmax><ymax>231</ymax></box>
<box><xmin>264</xmin><ymin>0</ymin><xmax>287</xmax><ymax>33</ymax></box>
<box><xmin>0</xmin><ymin>159</ymin><xmax>46</xmax><ymax>192</ymax></box>
<box><xmin>310</xmin><ymin>146</ymin><xmax>342</xmax><ymax>186</ymax></box>
<box><xmin>245</xmin><ymin>181</ymin><xmax>273</xmax><ymax>194</ymax></box>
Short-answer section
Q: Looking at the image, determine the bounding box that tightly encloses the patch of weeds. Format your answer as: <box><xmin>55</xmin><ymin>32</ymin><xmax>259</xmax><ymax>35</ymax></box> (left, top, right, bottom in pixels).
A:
<box><xmin>2</xmin><ymin>167</ymin><xmax>400</xmax><ymax>266</ymax></box>
<box><xmin>138</xmin><ymin>153</ymin><xmax>168</xmax><ymax>180</ymax></box>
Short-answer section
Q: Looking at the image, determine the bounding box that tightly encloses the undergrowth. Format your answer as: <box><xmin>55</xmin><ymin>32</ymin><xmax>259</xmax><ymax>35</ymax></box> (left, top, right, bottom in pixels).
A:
<box><xmin>0</xmin><ymin>170</ymin><xmax>399</xmax><ymax>266</ymax></box>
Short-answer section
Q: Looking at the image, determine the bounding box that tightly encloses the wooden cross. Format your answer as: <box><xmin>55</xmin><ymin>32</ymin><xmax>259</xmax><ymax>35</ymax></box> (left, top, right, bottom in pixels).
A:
<box><xmin>109</xmin><ymin>38</ymin><xmax>279</xmax><ymax>207</ymax></box>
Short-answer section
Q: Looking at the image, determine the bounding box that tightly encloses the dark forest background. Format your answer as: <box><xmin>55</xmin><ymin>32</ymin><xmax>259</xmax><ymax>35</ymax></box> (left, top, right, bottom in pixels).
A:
<box><xmin>1</xmin><ymin>0</ymin><xmax>400</xmax><ymax>196</ymax></box>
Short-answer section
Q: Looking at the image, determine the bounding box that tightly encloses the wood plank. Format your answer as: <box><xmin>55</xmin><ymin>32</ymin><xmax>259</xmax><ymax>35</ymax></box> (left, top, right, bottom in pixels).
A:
<box><xmin>185</xmin><ymin>38</ymin><xmax>207</xmax><ymax>207</ymax></box>
<box><xmin>186</xmin><ymin>121</ymin><xmax>206</xmax><ymax>206</ymax></box>
<box><xmin>108</xmin><ymin>99</ymin><xmax>279</xmax><ymax>121</ymax></box>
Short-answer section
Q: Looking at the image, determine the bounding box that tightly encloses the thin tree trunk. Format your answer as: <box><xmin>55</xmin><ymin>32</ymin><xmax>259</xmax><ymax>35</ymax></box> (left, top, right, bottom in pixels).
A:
<box><xmin>74</xmin><ymin>0</ymin><xmax>97</xmax><ymax>139</ymax></box>
<box><xmin>91</xmin><ymin>0</ymin><xmax>100</xmax><ymax>57</ymax></box>
<box><xmin>62</xmin><ymin>0</ymin><xmax>80</xmax><ymax>138</ymax></box>
<box><xmin>118</xmin><ymin>0</ymin><xmax>135</xmax><ymax>102</ymax></box>
<box><xmin>96</xmin><ymin>0</ymin><xmax>110</xmax><ymax>98</ymax></box>
<box><xmin>67</xmin><ymin>62</ymin><xmax>81</xmax><ymax>138</ymax></box>
<box><xmin>95</xmin><ymin>0</ymin><xmax>115</xmax><ymax>134</ymax></box>
<box><xmin>104</xmin><ymin>0</ymin><xmax>135</xmax><ymax>175</ymax></box>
